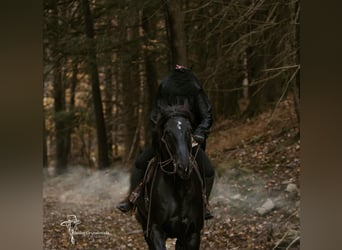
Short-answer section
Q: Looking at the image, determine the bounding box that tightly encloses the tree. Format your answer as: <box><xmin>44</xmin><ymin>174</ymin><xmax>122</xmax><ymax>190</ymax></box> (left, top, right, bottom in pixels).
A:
<box><xmin>81</xmin><ymin>0</ymin><xmax>109</xmax><ymax>169</ymax></box>
<box><xmin>43</xmin><ymin>110</ymin><xmax>48</xmax><ymax>168</ymax></box>
<box><xmin>49</xmin><ymin>0</ymin><xmax>69</xmax><ymax>174</ymax></box>
<box><xmin>292</xmin><ymin>0</ymin><xmax>300</xmax><ymax>125</ymax></box>
<box><xmin>165</xmin><ymin>0</ymin><xmax>187</xmax><ymax>66</ymax></box>
<box><xmin>142</xmin><ymin>2</ymin><xmax>159</xmax><ymax>144</ymax></box>
<box><xmin>43</xmin><ymin>0</ymin><xmax>299</xmax><ymax>169</ymax></box>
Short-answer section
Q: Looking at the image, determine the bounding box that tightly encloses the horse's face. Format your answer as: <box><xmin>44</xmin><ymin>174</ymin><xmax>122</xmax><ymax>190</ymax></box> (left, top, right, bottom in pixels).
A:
<box><xmin>162</xmin><ymin>116</ymin><xmax>192</xmax><ymax>179</ymax></box>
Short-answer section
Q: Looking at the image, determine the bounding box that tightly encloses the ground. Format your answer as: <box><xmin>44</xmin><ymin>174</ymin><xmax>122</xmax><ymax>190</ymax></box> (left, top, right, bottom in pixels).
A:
<box><xmin>43</xmin><ymin>96</ymin><xmax>300</xmax><ymax>249</ymax></box>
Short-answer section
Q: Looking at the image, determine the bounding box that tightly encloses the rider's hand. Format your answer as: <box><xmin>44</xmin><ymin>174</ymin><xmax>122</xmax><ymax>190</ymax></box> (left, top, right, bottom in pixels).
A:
<box><xmin>193</xmin><ymin>131</ymin><xmax>205</xmax><ymax>144</ymax></box>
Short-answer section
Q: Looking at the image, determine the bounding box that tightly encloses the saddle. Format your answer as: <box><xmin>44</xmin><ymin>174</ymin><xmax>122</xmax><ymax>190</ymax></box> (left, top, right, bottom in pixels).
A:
<box><xmin>129</xmin><ymin>150</ymin><xmax>208</xmax><ymax>212</ymax></box>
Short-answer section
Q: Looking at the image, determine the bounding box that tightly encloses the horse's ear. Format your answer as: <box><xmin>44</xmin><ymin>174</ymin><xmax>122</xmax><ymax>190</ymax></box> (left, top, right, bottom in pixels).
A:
<box><xmin>158</xmin><ymin>105</ymin><xmax>166</xmax><ymax>117</ymax></box>
<box><xmin>158</xmin><ymin>100</ymin><xmax>168</xmax><ymax>113</ymax></box>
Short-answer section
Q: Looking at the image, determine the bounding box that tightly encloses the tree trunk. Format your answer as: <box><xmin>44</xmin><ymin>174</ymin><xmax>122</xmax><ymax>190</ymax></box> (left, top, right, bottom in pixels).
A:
<box><xmin>113</xmin><ymin>66</ymin><xmax>120</xmax><ymax>158</ymax></box>
<box><xmin>104</xmin><ymin>62</ymin><xmax>114</xmax><ymax>162</ymax></box>
<box><xmin>238</xmin><ymin>50</ymin><xmax>250</xmax><ymax>114</ymax></box>
<box><xmin>66</xmin><ymin>59</ymin><xmax>78</xmax><ymax>164</ymax></box>
<box><xmin>121</xmin><ymin>49</ymin><xmax>139</xmax><ymax>162</ymax></box>
<box><xmin>293</xmin><ymin>0</ymin><xmax>300</xmax><ymax>125</ymax></box>
<box><xmin>53</xmin><ymin>60</ymin><xmax>69</xmax><ymax>173</ymax></box>
<box><xmin>51</xmin><ymin>0</ymin><xmax>68</xmax><ymax>174</ymax></box>
<box><xmin>43</xmin><ymin>110</ymin><xmax>48</xmax><ymax>168</ymax></box>
<box><xmin>142</xmin><ymin>5</ymin><xmax>158</xmax><ymax>144</ymax></box>
<box><xmin>70</xmin><ymin>60</ymin><xmax>78</xmax><ymax>109</ymax></box>
<box><xmin>243</xmin><ymin>46</ymin><xmax>264</xmax><ymax>117</ymax></box>
<box><xmin>81</xmin><ymin>0</ymin><xmax>109</xmax><ymax>169</ymax></box>
<box><xmin>165</xmin><ymin>0</ymin><xmax>187</xmax><ymax>66</ymax></box>
<box><xmin>116</xmin><ymin>11</ymin><xmax>140</xmax><ymax>163</ymax></box>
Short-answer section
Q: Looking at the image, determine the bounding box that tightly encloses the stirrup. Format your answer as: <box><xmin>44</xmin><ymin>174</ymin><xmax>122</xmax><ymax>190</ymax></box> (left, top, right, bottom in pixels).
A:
<box><xmin>205</xmin><ymin>209</ymin><xmax>214</xmax><ymax>220</ymax></box>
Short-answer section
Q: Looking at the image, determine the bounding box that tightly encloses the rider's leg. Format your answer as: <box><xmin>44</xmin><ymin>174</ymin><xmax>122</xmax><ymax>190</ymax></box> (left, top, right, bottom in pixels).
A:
<box><xmin>200</xmin><ymin>150</ymin><xmax>215</xmax><ymax>199</ymax></box>
<box><xmin>116</xmin><ymin>145</ymin><xmax>154</xmax><ymax>213</ymax></box>
<box><xmin>192</xmin><ymin>146</ymin><xmax>215</xmax><ymax>219</ymax></box>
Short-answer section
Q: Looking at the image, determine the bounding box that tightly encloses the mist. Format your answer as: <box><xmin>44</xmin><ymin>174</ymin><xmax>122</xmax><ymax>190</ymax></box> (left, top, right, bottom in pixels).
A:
<box><xmin>43</xmin><ymin>165</ymin><xmax>287</xmax><ymax>216</ymax></box>
<box><xmin>43</xmin><ymin>166</ymin><xmax>130</xmax><ymax>211</ymax></box>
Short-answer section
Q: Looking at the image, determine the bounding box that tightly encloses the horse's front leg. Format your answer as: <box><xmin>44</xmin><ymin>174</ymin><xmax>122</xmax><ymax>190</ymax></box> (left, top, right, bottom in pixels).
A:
<box><xmin>184</xmin><ymin>232</ymin><xmax>201</xmax><ymax>250</ymax></box>
<box><xmin>147</xmin><ymin>224</ymin><xmax>167</xmax><ymax>250</ymax></box>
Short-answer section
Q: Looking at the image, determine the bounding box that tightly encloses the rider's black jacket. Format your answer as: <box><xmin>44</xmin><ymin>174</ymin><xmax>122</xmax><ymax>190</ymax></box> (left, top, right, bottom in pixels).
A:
<box><xmin>150</xmin><ymin>68</ymin><xmax>213</xmax><ymax>140</ymax></box>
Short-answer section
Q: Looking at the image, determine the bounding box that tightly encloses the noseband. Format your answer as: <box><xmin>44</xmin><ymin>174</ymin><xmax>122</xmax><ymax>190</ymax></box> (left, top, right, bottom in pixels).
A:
<box><xmin>160</xmin><ymin>133</ymin><xmax>178</xmax><ymax>174</ymax></box>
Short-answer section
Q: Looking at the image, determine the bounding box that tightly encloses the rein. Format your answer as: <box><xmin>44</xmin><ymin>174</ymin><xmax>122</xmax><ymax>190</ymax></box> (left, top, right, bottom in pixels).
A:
<box><xmin>160</xmin><ymin>134</ymin><xmax>177</xmax><ymax>174</ymax></box>
<box><xmin>159</xmin><ymin>129</ymin><xmax>201</xmax><ymax>175</ymax></box>
<box><xmin>142</xmin><ymin>111</ymin><xmax>205</xmax><ymax>237</ymax></box>
<box><xmin>144</xmin><ymin>146</ymin><xmax>203</xmax><ymax>238</ymax></box>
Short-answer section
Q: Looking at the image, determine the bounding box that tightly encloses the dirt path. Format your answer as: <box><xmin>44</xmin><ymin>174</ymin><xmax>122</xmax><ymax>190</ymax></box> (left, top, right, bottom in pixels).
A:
<box><xmin>43</xmin><ymin>98</ymin><xmax>300</xmax><ymax>249</ymax></box>
<box><xmin>43</xmin><ymin>157</ymin><xmax>299</xmax><ymax>249</ymax></box>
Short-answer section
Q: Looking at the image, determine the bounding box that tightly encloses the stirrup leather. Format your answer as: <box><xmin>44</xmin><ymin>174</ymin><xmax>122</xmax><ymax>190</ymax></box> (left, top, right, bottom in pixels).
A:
<box><xmin>128</xmin><ymin>182</ymin><xmax>144</xmax><ymax>204</ymax></box>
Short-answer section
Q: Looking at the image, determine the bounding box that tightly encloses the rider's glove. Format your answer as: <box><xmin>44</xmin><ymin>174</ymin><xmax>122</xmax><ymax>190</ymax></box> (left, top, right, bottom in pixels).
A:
<box><xmin>193</xmin><ymin>129</ymin><xmax>205</xmax><ymax>144</ymax></box>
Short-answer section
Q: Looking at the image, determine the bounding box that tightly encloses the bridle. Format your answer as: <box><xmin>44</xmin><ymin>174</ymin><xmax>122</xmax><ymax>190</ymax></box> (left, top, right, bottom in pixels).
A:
<box><xmin>159</xmin><ymin>121</ymin><xmax>201</xmax><ymax>176</ymax></box>
<box><xmin>160</xmin><ymin>133</ymin><xmax>178</xmax><ymax>174</ymax></box>
<box><xmin>144</xmin><ymin>114</ymin><xmax>205</xmax><ymax>237</ymax></box>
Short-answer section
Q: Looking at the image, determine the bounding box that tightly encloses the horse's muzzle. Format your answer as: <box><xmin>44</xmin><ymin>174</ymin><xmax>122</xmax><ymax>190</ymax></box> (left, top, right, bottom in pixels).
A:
<box><xmin>176</xmin><ymin>162</ymin><xmax>191</xmax><ymax>180</ymax></box>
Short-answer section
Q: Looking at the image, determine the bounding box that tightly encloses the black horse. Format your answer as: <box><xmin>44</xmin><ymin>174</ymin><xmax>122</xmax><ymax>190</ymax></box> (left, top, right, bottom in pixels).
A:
<box><xmin>135</xmin><ymin>105</ymin><xmax>205</xmax><ymax>250</ymax></box>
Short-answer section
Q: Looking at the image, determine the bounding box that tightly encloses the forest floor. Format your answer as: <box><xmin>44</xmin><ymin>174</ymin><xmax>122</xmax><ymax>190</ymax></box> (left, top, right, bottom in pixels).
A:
<box><xmin>43</xmin><ymin>96</ymin><xmax>300</xmax><ymax>249</ymax></box>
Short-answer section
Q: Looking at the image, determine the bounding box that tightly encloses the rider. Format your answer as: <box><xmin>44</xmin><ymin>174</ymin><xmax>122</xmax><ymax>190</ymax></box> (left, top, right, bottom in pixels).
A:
<box><xmin>117</xmin><ymin>65</ymin><xmax>215</xmax><ymax>219</ymax></box>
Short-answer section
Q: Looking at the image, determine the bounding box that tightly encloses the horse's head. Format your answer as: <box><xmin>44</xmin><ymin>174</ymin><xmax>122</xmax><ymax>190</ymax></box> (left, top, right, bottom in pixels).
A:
<box><xmin>154</xmin><ymin>105</ymin><xmax>194</xmax><ymax>179</ymax></box>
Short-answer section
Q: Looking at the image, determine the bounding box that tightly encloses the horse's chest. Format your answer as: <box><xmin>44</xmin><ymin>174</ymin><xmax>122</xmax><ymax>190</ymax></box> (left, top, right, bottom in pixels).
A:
<box><xmin>155</xmin><ymin>178</ymin><xmax>202</xmax><ymax>217</ymax></box>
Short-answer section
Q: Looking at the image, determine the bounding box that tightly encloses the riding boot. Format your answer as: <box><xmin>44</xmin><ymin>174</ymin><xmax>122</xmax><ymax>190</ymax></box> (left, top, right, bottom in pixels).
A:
<box><xmin>116</xmin><ymin>168</ymin><xmax>145</xmax><ymax>213</ymax></box>
<box><xmin>204</xmin><ymin>176</ymin><xmax>215</xmax><ymax>220</ymax></box>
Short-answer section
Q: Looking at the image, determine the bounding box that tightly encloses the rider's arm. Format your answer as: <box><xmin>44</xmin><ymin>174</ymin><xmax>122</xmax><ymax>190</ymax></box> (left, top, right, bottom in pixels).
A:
<box><xmin>193</xmin><ymin>90</ymin><xmax>213</xmax><ymax>143</ymax></box>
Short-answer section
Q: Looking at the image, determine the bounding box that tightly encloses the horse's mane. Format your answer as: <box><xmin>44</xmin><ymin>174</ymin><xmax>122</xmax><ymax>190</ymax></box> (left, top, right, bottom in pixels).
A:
<box><xmin>157</xmin><ymin>105</ymin><xmax>194</xmax><ymax>128</ymax></box>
